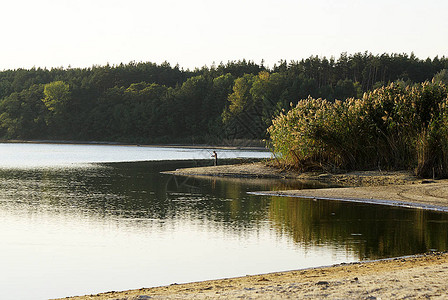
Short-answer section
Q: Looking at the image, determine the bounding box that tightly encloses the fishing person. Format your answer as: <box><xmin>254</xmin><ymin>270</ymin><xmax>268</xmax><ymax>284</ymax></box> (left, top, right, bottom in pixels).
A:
<box><xmin>211</xmin><ymin>151</ymin><xmax>218</xmax><ymax>166</ymax></box>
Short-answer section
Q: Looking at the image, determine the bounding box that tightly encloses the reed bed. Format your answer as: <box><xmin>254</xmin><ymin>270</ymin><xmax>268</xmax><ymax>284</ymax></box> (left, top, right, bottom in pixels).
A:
<box><xmin>268</xmin><ymin>81</ymin><xmax>448</xmax><ymax>178</ymax></box>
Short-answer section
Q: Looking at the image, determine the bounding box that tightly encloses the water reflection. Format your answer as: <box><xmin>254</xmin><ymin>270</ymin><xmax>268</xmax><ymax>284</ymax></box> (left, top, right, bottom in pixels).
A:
<box><xmin>2</xmin><ymin>161</ymin><xmax>447</xmax><ymax>255</ymax></box>
<box><xmin>1</xmin><ymin>160</ymin><xmax>448</xmax><ymax>299</ymax></box>
<box><xmin>2</xmin><ymin>160</ymin><xmax>447</xmax><ymax>254</ymax></box>
<box><xmin>269</xmin><ymin>197</ymin><xmax>448</xmax><ymax>259</ymax></box>
<box><xmin>0</xmin><ymin>143</ymin><xmax>271</xmax><ymax>168</ymax></box>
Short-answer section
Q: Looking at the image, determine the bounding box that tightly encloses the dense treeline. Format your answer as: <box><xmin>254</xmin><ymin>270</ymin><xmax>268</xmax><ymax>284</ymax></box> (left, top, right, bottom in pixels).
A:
<box><xmin>0</xmin><ymin>52</ymin><xmax>447</xmax><ymax>144</ymax></box>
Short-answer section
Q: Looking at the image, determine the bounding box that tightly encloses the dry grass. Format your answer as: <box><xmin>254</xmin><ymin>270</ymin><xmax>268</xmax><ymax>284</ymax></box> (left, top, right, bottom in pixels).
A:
<box><xmin>268</xmin><ymin>82</ymin><xmax>448</xmax><ymax>178</ymax></box>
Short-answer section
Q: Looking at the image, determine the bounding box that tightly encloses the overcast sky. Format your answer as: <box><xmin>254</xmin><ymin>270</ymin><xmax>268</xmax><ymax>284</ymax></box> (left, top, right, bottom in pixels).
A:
<box><xmin>1</xmin><ymin>0</ymin><xmax>447</xmax><ymax>70</ymax></box>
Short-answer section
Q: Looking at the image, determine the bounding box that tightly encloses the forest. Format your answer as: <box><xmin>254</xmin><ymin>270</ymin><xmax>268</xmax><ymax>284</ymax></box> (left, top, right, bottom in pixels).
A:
<box><xmin>0</xmin><ymin>52</ymin><xmax>447</xmax><ymax>145</ymax></box>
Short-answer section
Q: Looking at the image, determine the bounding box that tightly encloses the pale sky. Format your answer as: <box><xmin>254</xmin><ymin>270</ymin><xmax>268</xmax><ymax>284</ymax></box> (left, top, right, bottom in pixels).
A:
<box><xmin>1</xmin><ymin>0</ymin><xmax>447</xmax><ymax>70</ymax></box>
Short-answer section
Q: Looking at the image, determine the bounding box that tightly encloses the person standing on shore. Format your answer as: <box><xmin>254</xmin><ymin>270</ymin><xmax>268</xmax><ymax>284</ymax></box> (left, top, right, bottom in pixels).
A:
<box><xmin>212</xmin><ymin>151</ymin><xmax>218</xmax><ymax>166</ymax></box>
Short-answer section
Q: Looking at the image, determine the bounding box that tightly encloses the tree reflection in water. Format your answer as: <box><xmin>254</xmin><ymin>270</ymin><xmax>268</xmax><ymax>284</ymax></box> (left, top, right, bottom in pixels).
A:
<box><xmin>268</xmin><ymin>196</ymin><xmax>448</xmax><ymax>259</ymax></box>
<box><xmin>1</xmin><ymin>159</ymin><xmax>446</xmax><ymax>262</ymax></box>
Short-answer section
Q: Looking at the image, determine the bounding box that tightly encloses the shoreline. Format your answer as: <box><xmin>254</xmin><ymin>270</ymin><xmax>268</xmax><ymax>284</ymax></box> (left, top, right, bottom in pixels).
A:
<box><xmin>249</xmin><ymin>184</ymin><xmax>448</xmax><ymax>213</ymax></box>
<box><xmin>62</xmin><ymin>252</ymin><xmax>448</xmax><ymax>300</ymax></box>
<box><xmin>0</xmin><ymin>139</ymin><xmax>268</xmax><ymax>151</ymax></box>
<box><xmin>164</xmin><ymin>161</ymin><xmax>420</xmax><ymax>186</ymax></box>
<box><xmin>249</xmin><ymin>179</ymin><xmax>448</xmax><ymax>213</ymax></box>
<box><xmin>60</xmin><ymin>162</ymin><xmax>448</xmax><ymax>300</ymax></box>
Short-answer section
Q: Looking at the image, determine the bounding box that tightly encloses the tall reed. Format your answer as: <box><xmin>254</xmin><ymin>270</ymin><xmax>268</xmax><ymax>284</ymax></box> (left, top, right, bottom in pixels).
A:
<box><xmin>268</xmin><ymin>82</ymin><xmax>448</xmax><ymax>177</ymax></box>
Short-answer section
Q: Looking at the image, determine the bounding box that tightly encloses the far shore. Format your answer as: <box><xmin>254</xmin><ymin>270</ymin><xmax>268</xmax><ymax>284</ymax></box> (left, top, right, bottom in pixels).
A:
<box><xmin>0</xmin><ymin>139</ymin><xmax>268</xmax><ymax>151</ymax></box>
<box><xmin>60</xmin><ymin>162</ymin><xmax>448</xmax><ymax>300</ymax></box>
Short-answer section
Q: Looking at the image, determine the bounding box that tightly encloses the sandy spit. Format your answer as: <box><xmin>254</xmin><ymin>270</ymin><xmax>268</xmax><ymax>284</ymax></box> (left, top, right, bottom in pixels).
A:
<box><xmin>162</xmin><ymin>162</ymin><xmax>419</xmax><ymax>186</ymax></box>
<box><xmin>60</xmin><ymin>163</ymin><xmax>448</xmax><ymax>300</ymax></box>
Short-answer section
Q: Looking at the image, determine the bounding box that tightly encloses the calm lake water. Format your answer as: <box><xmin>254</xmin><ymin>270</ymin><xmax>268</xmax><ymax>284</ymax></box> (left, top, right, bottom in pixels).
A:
<box><xmin>1</xmin><ymin>143</ymin><xmax>448</xmax><ymax>299</ymax></box>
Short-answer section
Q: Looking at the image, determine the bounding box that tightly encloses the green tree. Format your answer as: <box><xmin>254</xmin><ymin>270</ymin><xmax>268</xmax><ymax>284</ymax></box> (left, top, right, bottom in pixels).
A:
<box><xmin>334</xmin><ymin>79</ymin><xmax>362</xmax><ymax>100</ymax></box>
<box><xmin>41</xmin><ymin>81</ymin><xmax>71</xmax><ymax>138</ymax></box>
<box><xmin>250</xmin><ymin>71</ymin><xmax>290</xmax><ymax>127</ymax></box>
<box><xmin>0</xmin><ymin>85</ymin><xmax>47</xmax><ymax>139</ymax></box>
<box><xmin>203</xmin><ymin>73</ymin><xmax>235</xmax><ymax>140</ymax></box>
<box><xmin>222</xmin><ymin>74</ymin><xmax>259</xmax><ymax>138</ymax></box>
<box><xmin>433</xmin><ymin>69</ymin><xmax>448</xmax><ymax>85</ymax></box>
<box><xmin>42</xmin><ymin>81</ymin><xmax>70</xmax><ymax>113</ymax></box>
<box><xmin>171</xmin><ymin>75</ymin><xmax>212</xmax><ymax>138</ymax></box>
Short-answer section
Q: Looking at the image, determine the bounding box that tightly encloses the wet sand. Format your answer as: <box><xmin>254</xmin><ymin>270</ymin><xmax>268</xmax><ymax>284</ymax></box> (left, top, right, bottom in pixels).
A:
<box><xmin>61</xmin><ymin>162</ymin><xmax>448</xmax><ymax>300</ymax></box>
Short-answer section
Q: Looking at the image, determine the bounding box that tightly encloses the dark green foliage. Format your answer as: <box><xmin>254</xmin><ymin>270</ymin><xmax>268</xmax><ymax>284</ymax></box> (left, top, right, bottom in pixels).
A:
<box><xmin>433</xmin><ymin>69</ymin><xmax>448</xmax><ymax>85</ymax></box>
<box><xmin>0</xmin><ymin>85</ymin><xmax>48</xmax><ymax>139</ymax></box>
<box><xmin>0</xmin><ymin>53</ymin><xmax>445</xmax><ymax>144</ymax></box>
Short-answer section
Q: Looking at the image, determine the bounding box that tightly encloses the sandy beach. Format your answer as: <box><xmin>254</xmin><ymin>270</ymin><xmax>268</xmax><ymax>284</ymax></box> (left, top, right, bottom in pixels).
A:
<box><xmin>61</xmin><ymin>162</ymin><xmax>448</xmax><ymax>300</ymax></box>
<box><xmin>63</xmin><ymin>252</ymin><xmax>448</xmax><ymax>299</ymax></box>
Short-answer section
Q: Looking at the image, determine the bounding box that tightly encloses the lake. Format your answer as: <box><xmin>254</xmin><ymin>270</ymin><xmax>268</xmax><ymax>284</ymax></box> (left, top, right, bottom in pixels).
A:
<box><xmin>1</xmin><ymin>143</ymin><xmax>447</xmax><ymax>299</ymax></box>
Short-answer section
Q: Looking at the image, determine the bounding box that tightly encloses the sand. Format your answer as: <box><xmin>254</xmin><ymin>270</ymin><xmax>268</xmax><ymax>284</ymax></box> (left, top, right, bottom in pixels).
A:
<box><xmin>253</xmin><ymin>182</ymin><xmax>448</xmax><ymax>212</ymax></box>
<box><xmin>63</xmin><ymin>252</ymin><xmax>448</xmax><ymax>300</ymax></box>
<box><xmin>60</xmin><ymin>163</ymin><xmax>448</xmax><ymax>300</ymax></box>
